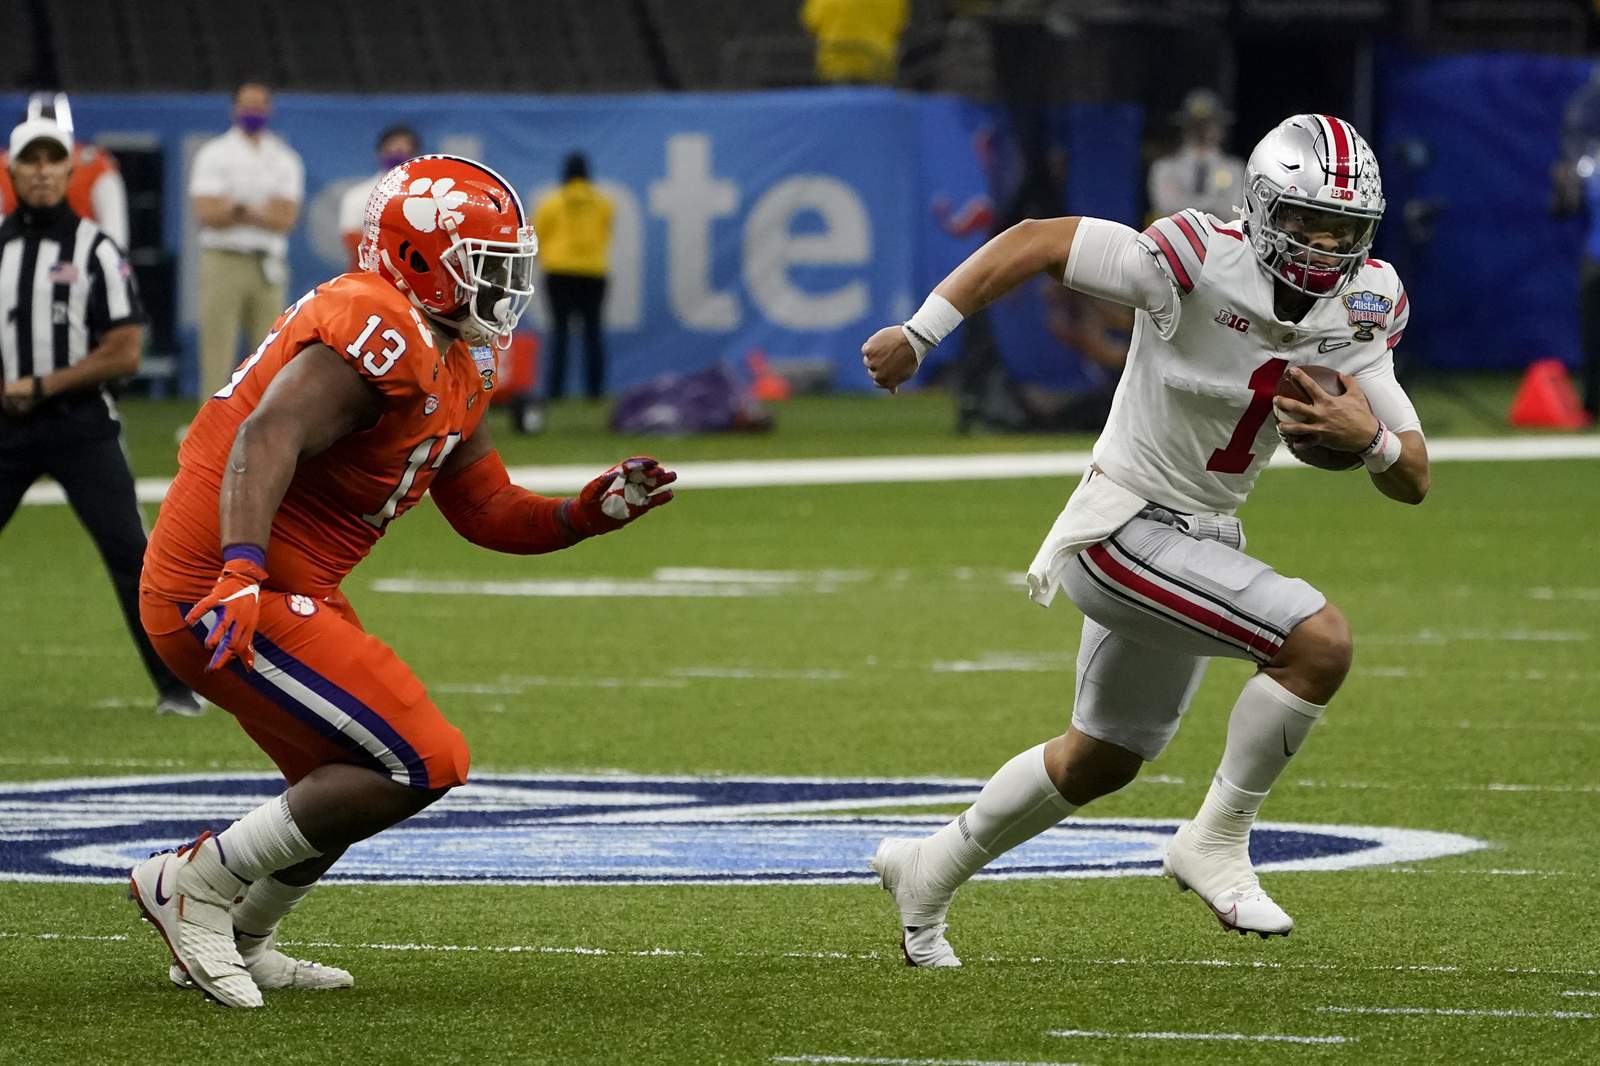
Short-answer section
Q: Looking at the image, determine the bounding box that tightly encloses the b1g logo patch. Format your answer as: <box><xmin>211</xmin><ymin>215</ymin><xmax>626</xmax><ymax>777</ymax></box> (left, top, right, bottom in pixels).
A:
<box><xmin>1343</xmin><ymin>290</ymin><xmax>1392</xmax><ymax>341</ymax></box>
<box><xmin>0</xmin><ymin>774</ymin><xmax>1484</xmax><ymax>886</ymax></box>
<box><xmin>471</xmin><ymin>345</ymin><xmax>496</xmax><ymax>391</ymax></box>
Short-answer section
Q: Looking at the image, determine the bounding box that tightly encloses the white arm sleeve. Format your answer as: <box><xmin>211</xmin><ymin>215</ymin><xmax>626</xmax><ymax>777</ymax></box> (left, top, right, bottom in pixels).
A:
<box><xmin>1061</xmin><ymin>217</ymin><xmax>1180</xmax><ymax>338</ymax></box>
<box><xmin>1355</xmin><ymin>354</ymin><xmax>1422</xmax><ymax>435</ymax></box>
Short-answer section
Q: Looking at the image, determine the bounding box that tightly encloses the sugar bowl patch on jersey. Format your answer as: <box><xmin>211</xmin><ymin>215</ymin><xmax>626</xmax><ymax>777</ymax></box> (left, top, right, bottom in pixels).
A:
<box><xmin>1343</xmin><ymin>290</ymin><xmax>1392</xmax><ymax>342</ymax></box>
<box><xmin>470</xmin><ymin>345</ymin><xmax>496</xmax><ymax>391</ymax></box>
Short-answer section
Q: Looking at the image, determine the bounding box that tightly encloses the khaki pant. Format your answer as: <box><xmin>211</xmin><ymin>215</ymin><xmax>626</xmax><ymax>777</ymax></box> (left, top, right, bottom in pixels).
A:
<box><xmin>197</xmin><ymin>248</ymin><xmax>285</xmax><ymax>399</ymax></box>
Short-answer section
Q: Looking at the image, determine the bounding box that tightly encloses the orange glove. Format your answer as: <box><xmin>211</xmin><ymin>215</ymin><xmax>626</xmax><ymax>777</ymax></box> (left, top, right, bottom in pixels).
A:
<box><xmin>184</xmin><ymin>545</ymin><xmax>269</xmax><ymax>671</ymax></box>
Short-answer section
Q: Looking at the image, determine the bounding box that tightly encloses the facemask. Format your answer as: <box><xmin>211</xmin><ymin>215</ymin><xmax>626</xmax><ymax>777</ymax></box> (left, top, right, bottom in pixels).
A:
<box><xmin>237</xmin><ymin>112</ymin><xmax>269</xmax><ymax>135</ymax></box>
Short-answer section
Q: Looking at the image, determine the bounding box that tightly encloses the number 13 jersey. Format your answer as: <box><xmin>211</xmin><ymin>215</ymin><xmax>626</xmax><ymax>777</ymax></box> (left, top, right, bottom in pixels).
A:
<box><xmin>143</xmin><ymin>272</ymin><xmax>496</xmax><ymax>602</ymax></box>
<box><xmin>1091</xmin><ymin>209</ymin><xmax>1415</xmax><ymax>515</ymax></box>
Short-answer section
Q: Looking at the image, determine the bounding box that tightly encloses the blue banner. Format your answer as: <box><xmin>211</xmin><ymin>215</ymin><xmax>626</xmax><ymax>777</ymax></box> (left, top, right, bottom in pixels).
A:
<box><xmin>1</xmin><ymin>89</ymin><xmax>1152</xmax><ymax>394</ymax></box>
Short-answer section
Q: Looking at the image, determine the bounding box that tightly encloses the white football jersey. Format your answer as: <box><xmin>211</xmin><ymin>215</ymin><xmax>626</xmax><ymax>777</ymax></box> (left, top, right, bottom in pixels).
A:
<box><xmin>1090</xmin><ymin>209</ymin><xmax>1415</xmax><ymax>515</ymax></box>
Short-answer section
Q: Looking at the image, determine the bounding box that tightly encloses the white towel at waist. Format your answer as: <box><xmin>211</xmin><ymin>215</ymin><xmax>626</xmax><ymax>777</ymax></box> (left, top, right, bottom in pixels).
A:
<box><xmin>1024</xmin><ymin>468</ymin><xmax>1147</xmax><ymax>607</ymax></box>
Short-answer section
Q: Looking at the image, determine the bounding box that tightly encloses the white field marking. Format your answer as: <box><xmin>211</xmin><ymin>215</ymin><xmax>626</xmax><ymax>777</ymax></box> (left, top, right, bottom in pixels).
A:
<box><xmin>670</xmin><ymin>666</ymin><xmax>850</xmax><ymax>681</ymax></box>
<box><xmin>1563</xmin><ymin>991</ymin><xmax>1600</xmax><ymax>998</ymax></box>
<box><xmin>1049</xmin><ymin>1029</ymin><xmax>1349</xmax><ymax>1046</ymax></box>
<box><xmin>774</xmin><ymin>1057</ymin><xmax>1090</xmax><ymax>1066</ymax></box>
<box><xmin>1453</xmin><ymin>720</ymin><xmax>1600</xmax><ymax>734</ymax></box>
<box><xmin>434</xmin><ymin>677</ymin><xmax>690</xmax><ymax>695</ymax></box>
<box><xmin>22</xmin><ymin>434</ymin><xmax>1600</xmax><ymax>507</ymax></box>
<box><xmin>0</xmin><ymin>755</ymin><xmax>224</xmax><ymax>769</ymax></box>
<box><xmin>1366</xmin><ymin>629</ymin><xmax>1590</xmax><ymax>646</ymax></box>
<box><xmin>932</xmin><ymin>651</ymin><xmax>1075</xmax><ymax>674</ymax></box>
<box><xmin>12</xmin><ymin>931</ymin><xmax>1600</xmax><ymax>981</ymax></box>
<box><xmin>655</xmin><ymin>567</ymin><xmax>871</xmax><ymax>585</ymax></box>
<box><xmin>1385</xmin><ymin>868</ymin><xmax>1585</xmax><ymax>878</ymax></box>
<box><xmin>1318</xmin><ymin>1006</ymin><xmax>1596</xmax><ymax>1020</ymax></box>
<box><xmin>370</xmin><ymin>577</ymin><xmax>791</xmax><ymax>598</ymax></box>
<box><xmin>1529</xmin><ymin>587</ymin><xmax>1600</xmax><ymax>602</ymax></box>
<box><xmin>1292</xmin><ymin>778</ymin><xmax>1600</xmax><ymax>795</ymax></box>
<box><xmin>0</xmin><ymin>932</ymin><xmax>131</xmax><ymax>943</ymax></box>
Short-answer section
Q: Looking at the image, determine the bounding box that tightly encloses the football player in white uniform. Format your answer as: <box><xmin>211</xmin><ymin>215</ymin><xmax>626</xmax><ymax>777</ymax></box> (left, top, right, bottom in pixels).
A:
<box><xmin>860</xmin><ymin>114</ymin><xmax>1428</xmax><ymax>966</ymax></box>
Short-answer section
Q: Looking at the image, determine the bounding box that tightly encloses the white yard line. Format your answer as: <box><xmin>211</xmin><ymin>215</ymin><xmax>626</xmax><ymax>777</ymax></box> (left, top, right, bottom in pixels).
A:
<box><xmin>9</xmin><ymin>930</ymin><xmax>1597</xmax><ymax>980</ymax></box>
<box><xmin>1049</xmin><ymin>1029</ymin><xmax>1350</xmax><ymax>1046</ymax></box>
<box><xmin>774</xmin><ymin>1049</ymin><xmax>1088</xmax><ymax>1056</ymax></box>
<box><xmin>20</xmin><ymin>435</ymin><xmax>1600</xmax><ymax>507</ymax></box>
<box><xmin>1319</xmin><ymin>1006</ymin><xmax>1595</xmax><ymax>1020</ymax></box>
<box><xmin>1562</xmin><ymin>991</ymin><xmax>1600</xmax><ymax>998</ymax></box>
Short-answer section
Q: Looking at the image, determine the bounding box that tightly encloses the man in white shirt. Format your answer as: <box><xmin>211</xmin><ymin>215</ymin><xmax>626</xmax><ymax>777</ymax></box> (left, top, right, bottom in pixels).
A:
<box><xmin>1147</xmin><ymin>89</ymin><xmax>1248</xmax><ymax>221</ymax></box>
<box><xmin>862</xmin><ymin>114</ymin><xmax>1428</xmax><ymax>967</ymax></box>
<box><xmin>189</xmin><ymin>83</ymin><xmax>303</xmax><ymax>399</ymax></box>
<box><xmin>337</xmin><ymin>125</ymin><xmax>420</xmax><ymax>272</ymax></box>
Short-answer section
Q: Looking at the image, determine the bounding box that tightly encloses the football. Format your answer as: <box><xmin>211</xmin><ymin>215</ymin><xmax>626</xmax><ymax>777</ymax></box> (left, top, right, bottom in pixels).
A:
<box><xmin>1274</xmin><ymin>364</ymin><xmax>1363</xmax><ymax>471</ymax></box>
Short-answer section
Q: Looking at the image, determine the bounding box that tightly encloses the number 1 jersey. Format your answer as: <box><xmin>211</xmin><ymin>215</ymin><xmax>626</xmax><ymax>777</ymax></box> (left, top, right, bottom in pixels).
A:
<box><xmin>143</xmin><ymin>273</ymin><xmax>495</xmax><ymax>602</ymax></box>
<box><xmin>1092</xmin><ymin>210</ymin><xmax>1413</xmax><ymax>515</ymax></box>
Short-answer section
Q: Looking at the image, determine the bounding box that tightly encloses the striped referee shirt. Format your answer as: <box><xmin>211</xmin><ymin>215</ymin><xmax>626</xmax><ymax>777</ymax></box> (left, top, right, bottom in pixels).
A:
<box><xmin>0</xmin><ymin>199</ymin><xmax>144</xmax><ymax>397</ymax></box>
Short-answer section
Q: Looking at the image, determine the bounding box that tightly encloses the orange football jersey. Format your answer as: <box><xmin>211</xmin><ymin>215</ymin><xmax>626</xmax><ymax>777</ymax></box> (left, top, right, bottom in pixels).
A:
<box><xmin>143</xmin><ymin>272</ymin><xmax>496</xmax><ymax>602</ymax></box>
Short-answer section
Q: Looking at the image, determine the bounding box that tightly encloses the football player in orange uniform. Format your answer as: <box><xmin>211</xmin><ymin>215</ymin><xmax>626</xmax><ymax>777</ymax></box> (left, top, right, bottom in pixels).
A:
<box><xmin>129</xmin><ymin>156</ymin><xmax>675</xmax><ymax>1008</ymax></box>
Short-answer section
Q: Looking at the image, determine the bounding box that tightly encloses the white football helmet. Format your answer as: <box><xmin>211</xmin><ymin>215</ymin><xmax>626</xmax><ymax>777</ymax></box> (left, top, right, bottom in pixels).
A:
<box><xmin>1243</xmin><ymin>114</ymin><xmax>1384</xmax><ymax>298</ymax></box>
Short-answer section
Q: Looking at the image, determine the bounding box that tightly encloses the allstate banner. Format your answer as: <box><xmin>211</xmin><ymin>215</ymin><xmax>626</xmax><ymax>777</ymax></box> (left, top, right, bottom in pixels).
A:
<box><xmin>2</xmin><ymin>90</ymin><xmax>928</xmax><ymax>393</ymax></box>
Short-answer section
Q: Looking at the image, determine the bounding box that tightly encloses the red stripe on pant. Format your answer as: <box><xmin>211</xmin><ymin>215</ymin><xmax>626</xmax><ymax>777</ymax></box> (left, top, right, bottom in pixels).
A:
<box><xmin>1083</xmin><ymin>543</ymin><xmax>1282</xmax><ymax>659</ymax></box>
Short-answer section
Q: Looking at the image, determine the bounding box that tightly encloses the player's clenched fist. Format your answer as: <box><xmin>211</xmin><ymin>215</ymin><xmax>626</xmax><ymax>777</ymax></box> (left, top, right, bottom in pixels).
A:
<box><xmin>861</xmin><ymin>325</ymin><xmax>918</xmax><ymax>393</ymax></box>
<box><xmin>564</xmin><ymin>456</ymin><xmax>677</xmax><ymax>537</ymax></box>
<box><xmin>184</xmin><ymin>546</ymin><xmax>269</xmax><ymax>671</ymax></box>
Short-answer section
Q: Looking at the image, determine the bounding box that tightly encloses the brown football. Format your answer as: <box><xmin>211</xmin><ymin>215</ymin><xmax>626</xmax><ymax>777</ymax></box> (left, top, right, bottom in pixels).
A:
<box><xmin>1274</xmin><ymin>364</ymin><xmax>1363</xmax><ymax>471</ymax></box>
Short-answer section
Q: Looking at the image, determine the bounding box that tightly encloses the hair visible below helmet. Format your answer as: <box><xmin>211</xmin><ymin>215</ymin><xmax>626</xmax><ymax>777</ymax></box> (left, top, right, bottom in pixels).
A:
<box><xmin>358</xmin><ymin>154</ymin><xmax>538</xmax><ymax>348</ymax></box>
<box><xmin>1242</xmin><ymin>114</ymin><xmax>1384</xmax><ymax>298</ymax></box>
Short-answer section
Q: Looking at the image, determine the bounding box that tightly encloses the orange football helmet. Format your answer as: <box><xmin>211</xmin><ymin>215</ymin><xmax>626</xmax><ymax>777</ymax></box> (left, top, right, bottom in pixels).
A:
<box><xmin>358</xmin><ymin>154</ymin><xmax>537</xmax><ymax>347</ymax></box>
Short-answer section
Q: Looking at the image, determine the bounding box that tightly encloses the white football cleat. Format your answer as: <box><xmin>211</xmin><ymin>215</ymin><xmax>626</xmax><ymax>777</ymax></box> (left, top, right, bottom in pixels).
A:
<box><xmin>870</xmin><ymin>837</ymin><xmax>961</xmax><ymax>967</ymax></box>
<box><xmin>129</xmin><ymin>832</ymin><xmax>262</xmax><ymax>1008</ymax></box>
<box><xmin>1162</xmin><ymin>821</ymin><xmax>1294</xmax><ymax>938</ymax></box>
<box><xmin>170</xmin><ymin>932</ymin><xmax>354</xmax><ymax>991</ymax></box>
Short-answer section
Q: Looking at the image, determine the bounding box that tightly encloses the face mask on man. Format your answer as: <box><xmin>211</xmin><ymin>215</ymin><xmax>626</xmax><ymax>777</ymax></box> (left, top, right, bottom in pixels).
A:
<box><xmin>237</xmin><ymin>112</ymin><xmax>269</xmax><ymax>135</ymax></box>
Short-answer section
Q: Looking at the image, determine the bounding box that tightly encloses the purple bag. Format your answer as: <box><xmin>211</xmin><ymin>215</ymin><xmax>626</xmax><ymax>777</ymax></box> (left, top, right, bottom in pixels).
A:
<box><xmin>609</xmin><ymin>362</ymin><xmax>773</xmax><ymax>435</ymax></box>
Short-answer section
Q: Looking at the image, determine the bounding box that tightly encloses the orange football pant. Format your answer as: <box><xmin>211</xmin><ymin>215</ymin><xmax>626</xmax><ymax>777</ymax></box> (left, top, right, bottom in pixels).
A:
<box><xmin>140</xmin><ymin>588</ymin><xmax>469</xmax><ymax>790</ymax></box>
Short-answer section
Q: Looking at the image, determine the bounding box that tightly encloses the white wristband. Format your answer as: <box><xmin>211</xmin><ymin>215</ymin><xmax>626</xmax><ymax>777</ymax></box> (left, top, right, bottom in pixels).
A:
<box><xmin>1359</xmin><ymin>421</ymin><xmax>1403</xmax><ymax>473</ymax></box>
<box><xmin>901</xmin><ymin>293</ymin><xmax>964</xmax><ymax>365</ymax></box>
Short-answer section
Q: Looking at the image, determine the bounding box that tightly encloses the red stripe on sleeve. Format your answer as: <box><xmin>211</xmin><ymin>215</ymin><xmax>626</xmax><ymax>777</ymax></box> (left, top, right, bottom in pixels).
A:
<box><xmin>1386</xmin><ymin>328</ymin><xmax>1405</xmax><ymax>350</ymax></box>
<box><xmin>1172</xmin><ymin>212</ymin><xmax>1207</xmax><ymax>261</ymax></box>
<box><xmin>1144</xmin><ymin>225</ymin><xmax>1194</xmax><ymax>293</ymax></box>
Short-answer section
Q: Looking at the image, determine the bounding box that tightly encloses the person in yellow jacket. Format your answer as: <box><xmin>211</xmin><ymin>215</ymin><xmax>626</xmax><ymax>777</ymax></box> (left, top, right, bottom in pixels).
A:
<box><xmin>801</xmin><ymin>0</ymin><xmax>908</xmax><ymax>85</ymax></box>
<box><xmin>533</xmin><ymin>153</ymin><xmax>614</xmax><ymax>402</ymax></box>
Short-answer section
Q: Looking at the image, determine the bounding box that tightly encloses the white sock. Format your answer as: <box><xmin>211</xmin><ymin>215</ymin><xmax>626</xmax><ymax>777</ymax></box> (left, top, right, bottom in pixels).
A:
<box><xmin>1189</xmin><ymin>674</ymin><xmax>1326</xmax><ymax>846</ymax></box>
<box><xmin>1217</xmin><ymin>672</ymin><xmax>1325</xmax><ymax>793</ymax></box>
<box><xmin>232</xmin><ymin>875</ymin><xmax>317</xmax><ymax>948</ymax></box>
<box><xmin>921</xmin><ymin>743</ymin><xmax>1078</xmax><ymax>894</ymax></box>
<box><xmin>216</xmin><ymin>794</ymin><xmax>320</xmax><ymax>883</ymax></box>
<box><xmin>1189</xmin><ymin>773</ymin><xmax>1269</xmax><ymax>847</ymax></box>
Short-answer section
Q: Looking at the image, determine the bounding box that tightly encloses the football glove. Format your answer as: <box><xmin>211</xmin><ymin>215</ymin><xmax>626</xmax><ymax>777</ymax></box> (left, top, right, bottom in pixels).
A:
<box><xmin>184</xmin><ymin>547</ymin><xmax>269</xmax><ymax>671</ymax></box>
<box><xmin>562</xmin><ymin>456</ymin><xmax>676</xmax><ymax>538</ymax></box>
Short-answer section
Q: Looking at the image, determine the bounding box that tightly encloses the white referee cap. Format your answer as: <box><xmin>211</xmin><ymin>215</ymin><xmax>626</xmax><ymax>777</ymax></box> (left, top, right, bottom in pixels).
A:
<box><xmin>8</xmin><ymin>118</ymin><xmax>73</xmax><ymax>160</ymax></box>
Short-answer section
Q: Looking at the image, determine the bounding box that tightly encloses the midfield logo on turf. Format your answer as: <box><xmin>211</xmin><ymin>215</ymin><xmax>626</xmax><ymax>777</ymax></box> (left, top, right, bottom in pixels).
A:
<box><xmin>0</xmin><ymin>774</ymin><xmax>1484</xmax><ymax>886</ymax></box>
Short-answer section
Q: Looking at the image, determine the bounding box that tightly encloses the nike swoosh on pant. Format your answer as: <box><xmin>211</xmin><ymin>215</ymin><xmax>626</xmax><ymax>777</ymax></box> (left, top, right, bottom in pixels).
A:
<box><xmin>154</xmin><ymin>863</ymin><xmax>171</xmax><ymax>906</ymax></box>
<box><xmin>1282</xmin><ymin>724</ymin><xmax>1300</xmax><ymax>757</ymax></box>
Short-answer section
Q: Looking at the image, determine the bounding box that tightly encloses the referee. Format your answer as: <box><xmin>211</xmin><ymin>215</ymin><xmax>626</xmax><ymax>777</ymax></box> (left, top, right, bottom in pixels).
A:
<box><xmin>0</xmin><ymin>115</ymin><xmax>201</xmax><ymax>716</ymax></box>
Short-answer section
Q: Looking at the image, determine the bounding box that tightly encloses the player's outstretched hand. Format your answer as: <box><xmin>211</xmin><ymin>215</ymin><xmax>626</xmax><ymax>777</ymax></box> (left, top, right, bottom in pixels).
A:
<box><xmin>184</xmin><ymin>553</ymin><xmax>269</xmax><ymax>672</ymax></box>
<box><xmin>861</xmin><ymin>325</ymin><xmax>918</xmax><ymax>393</ymax></box>
<box><xmin>565</xmin><ymin>456</ymin><xmax>677</xmax><ymax>537</ymax></box>
<box><xmin>1272</xmin><ymin>368</ymin><xmax>1379</xmax><ymax>451</ymax></box>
